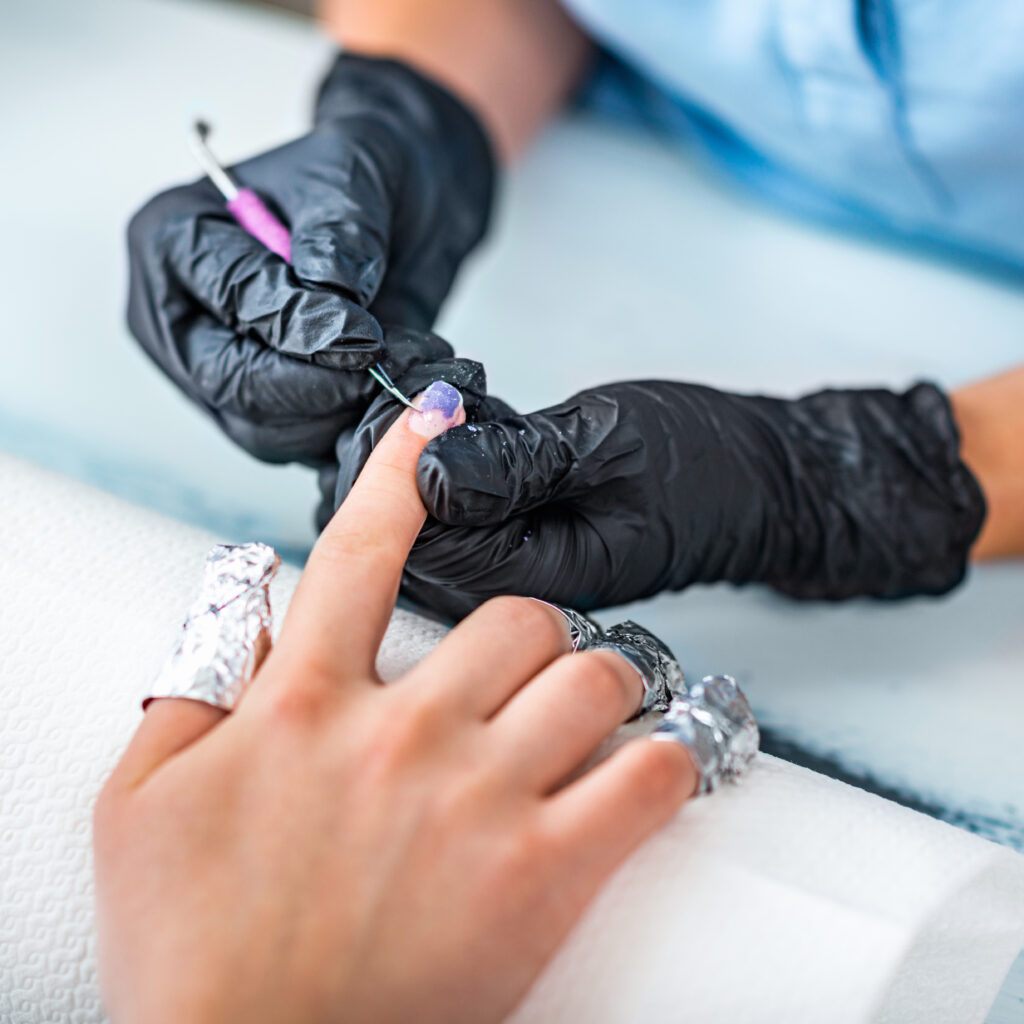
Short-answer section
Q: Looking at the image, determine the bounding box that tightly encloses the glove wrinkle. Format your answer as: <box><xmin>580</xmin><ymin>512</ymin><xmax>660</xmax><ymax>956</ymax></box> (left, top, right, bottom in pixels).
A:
<box><xmin>127</xmin><ymin>53</ymin><xmax>495</xmax><ymax>467</ymax></box>
<box><xmin>400</xmin><ymin>379</ymin><xmax>985</xmax><ymax>615</ymax></box>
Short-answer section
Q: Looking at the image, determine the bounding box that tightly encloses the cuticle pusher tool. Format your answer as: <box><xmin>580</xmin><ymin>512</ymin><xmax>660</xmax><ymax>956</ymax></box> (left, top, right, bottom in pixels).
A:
<box><xmin>188</xmin><ymin>119</ymin><xmax>415</xmax><ymax>409</ymax></box>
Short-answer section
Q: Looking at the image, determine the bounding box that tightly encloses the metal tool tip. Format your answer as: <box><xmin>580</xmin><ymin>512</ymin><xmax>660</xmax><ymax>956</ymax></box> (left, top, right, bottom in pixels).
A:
<box><xmin>193</xmin><ymin>119</ymin><xmax>211</xmax><ymax>141</ymax></box>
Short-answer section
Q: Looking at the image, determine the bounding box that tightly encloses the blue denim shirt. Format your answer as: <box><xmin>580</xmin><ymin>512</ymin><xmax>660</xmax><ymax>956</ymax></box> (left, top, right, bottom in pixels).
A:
<box><xmin>563</xmin><ymin>0</ymin><xmax>1024</xmax><ymax>276</ymax></box>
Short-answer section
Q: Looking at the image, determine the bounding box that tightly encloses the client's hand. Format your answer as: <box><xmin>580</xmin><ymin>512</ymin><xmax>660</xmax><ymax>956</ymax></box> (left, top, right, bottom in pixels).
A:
<box><xmin>93</xmin><ymin>383</ymin><xmax>697</xmax><ymax>1024</ymax></box>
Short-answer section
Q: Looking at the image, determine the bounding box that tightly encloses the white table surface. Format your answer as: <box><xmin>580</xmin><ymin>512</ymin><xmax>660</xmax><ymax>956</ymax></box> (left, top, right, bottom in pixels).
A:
<box><xmin>2</xmin><ymin>0</ymin><xmax>1022</xmax><ymax>1017</ymax></box>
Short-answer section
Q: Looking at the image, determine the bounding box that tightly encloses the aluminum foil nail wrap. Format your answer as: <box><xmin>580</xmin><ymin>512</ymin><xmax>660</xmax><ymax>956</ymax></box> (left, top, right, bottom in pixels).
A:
<box><xmin>544</xmin><ymin>606</ymin><xmax>681</xmax><ymax>716</ymax></box>
<box><xmin>143</xmin><ymin>543</ymin><xmax>280</xmax><ymax>712</ymax></box>
<box><xmin>539</xmin><ymin>603</ymin><xmax>603</xmax><ymax>652</ymax></box>
<box><xmin>592</xmin><ymin>621</ymin><xmax>684</xmax><ymax>715</ymax></box>
<box><xmin>653</xmin><ymin>675</ymin><xmax>760</xmax><ymax>795</ymax></box>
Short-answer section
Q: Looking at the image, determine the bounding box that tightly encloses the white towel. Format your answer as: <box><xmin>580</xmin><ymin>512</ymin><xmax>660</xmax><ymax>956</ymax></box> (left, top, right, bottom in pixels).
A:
<box><xmin>2</xmin><ymin>452</ymin><xmax>1022</xmax><ymax>1024</ymax></box>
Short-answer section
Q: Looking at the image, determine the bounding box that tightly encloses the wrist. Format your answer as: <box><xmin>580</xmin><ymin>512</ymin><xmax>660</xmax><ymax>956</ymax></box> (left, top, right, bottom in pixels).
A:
<box><xmin>735</xmin><ymin>383</ymin><xmax>985</xmax><ymax>599</ymax></box>
<box><xmin>951</xmin><ymin>367</ymin><xmax>1024</xmax><ymax>560</ymax></box>
<box><xmin>316</xmin><ymin>0</ymin><xmax>592</xmax><ymax>160</ymax></box>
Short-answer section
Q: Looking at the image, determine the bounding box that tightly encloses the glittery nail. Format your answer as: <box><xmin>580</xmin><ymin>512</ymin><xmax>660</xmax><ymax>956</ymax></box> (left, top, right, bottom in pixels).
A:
<box><xmin>409</xmin><ymin>381</ymin><xmax>465</xmax><ymax>439</ymax></box>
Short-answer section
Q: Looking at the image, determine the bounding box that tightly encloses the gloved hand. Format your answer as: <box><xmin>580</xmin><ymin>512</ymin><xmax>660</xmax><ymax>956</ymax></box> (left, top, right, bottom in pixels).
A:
<box><xmin>317</xmin><ymin>351</ymin><xmax>516</xmax><ymax>536</ymax></box>
<box><xmin>330</xmin><ymin>378</ymin><xmax>986</xmax><ymax>620</ymax></box>
<box><xmin>127</xmin><ymin>53</ymin><xmax>496</xmax><ymax>465</ymax></box>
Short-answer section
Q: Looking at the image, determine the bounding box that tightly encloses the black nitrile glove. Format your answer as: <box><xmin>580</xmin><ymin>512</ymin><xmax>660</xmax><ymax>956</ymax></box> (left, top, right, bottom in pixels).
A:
<box><xmin>333</xmin><ymin>379</ymin><xmax>985</xmax><ymax>620</ymax></box>
<box><xmin>127</xmin><ymin>53</ymin><xmax>496</xmax><ymax>465</ymax></box>
<box><xmin>317</xmin><ymin>353</ymin><xmax>516</xmax><ymax>533</ymax></box>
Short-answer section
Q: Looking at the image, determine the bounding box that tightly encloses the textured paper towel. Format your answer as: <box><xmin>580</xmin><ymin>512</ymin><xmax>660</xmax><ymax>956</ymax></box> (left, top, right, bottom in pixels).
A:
<box><xmin>2</xmin><ymin>452</ymin><xmax>1023</xmax><ymax>1024</ymax></box>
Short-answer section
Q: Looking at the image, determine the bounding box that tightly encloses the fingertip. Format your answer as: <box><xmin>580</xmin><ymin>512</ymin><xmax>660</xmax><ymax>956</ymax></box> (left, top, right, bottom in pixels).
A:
<box><xmin>348</xmin><ymin>381</ymin><xmax>467</xmax><ymax>497</ymax></box>
<box><xmin>408</xmin><ymin>380</ymin><xmax>466</xmax><ymax>439</ymax></box>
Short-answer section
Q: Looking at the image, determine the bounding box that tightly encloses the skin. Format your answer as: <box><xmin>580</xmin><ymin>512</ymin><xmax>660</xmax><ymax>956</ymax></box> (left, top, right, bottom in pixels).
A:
<box><xmin>320</xmin><ymin>0</ymin><xmax>1024</xmax><ymax>560</ymax></box>
<box><xmin>318</xmin><ymin>0</ymin><xmax>593</xmax><ymax>160</ymax></box>
<box><xmin>93</xmin><ymin>385</ymin><xmax>697</xmax><ymax>1024</ymax></box>
<box><xmin>950</xmin><ymin>366</ymin><xmax>1024</xmax><ymax>560</ymax></box>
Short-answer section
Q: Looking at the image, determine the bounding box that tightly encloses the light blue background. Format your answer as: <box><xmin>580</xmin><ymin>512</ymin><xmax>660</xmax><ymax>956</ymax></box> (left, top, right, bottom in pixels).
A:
<box><xmin>568</xmin><ymin>0</ymin><xmax>1024</xmax><ymax>277</ymax></box>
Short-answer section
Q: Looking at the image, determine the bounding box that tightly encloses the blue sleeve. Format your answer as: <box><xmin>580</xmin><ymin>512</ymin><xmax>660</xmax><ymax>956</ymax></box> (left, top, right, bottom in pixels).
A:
<box><xmin>562</xmin><ymin>0</ymin><xmax>1024</xmax><ymax>279</ymax></box>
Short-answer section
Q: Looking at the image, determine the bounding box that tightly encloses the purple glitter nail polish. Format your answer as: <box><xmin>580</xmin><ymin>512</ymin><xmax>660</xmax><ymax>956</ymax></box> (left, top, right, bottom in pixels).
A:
<box><xmin>409</xmin><ymin>381</ymin><xmax>465</xmax><ymax>439</ymax></box>
<box><xmin>417</xmin><ymin>381</ymin><xmax>462</xmax><ymax>418</ymax></box>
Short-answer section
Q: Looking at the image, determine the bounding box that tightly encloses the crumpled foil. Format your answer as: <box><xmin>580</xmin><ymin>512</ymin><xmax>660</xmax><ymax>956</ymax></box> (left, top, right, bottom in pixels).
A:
<box><xmin>143</xmin><ymin>543</ymin><xmax>280</xmax><ymax>711</ymax></box>
<box><xmin>544</xmin><ymin>604</ymin><xmax>604</xmax><ymax>652</ymax></box>
<box><xmin>653</xmin><ymin>675</ymin><xmax>760</xmax><ymax>795</ymax></box>
<box><xmin>546</xmin><ymin>606</ymin><xmax>682</xmax><ymax>716</ymax></box>
<box><xmin>546</xmin><ymin>603</ymin><xmax>759</xmax><ymax>791</ymax></box>
<box><xmin>594</xmin><ymin>621</ymin><xmax>686</xmax><ymax>715</ymax></box>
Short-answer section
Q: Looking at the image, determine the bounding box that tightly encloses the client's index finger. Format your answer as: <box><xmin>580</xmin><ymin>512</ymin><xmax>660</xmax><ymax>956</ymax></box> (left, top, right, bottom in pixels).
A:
<box><xmin>278</xmin><ymin>382</ymin><xmax>466</xmax><ymax>679</ymax></box>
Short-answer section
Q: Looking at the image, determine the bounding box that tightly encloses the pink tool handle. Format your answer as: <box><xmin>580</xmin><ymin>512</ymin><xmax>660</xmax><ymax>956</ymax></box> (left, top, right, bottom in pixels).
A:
<box><xmin>227</xmin><ymin>188</ymin><xmax>292</xmax><ymax>263</ymax></box>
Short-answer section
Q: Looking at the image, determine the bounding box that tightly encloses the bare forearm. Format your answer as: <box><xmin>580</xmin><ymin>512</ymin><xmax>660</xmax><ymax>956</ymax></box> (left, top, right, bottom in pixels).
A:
<box><xmin>317</xmin><ymin>0</ymin><xmax>593</xmax><ymax>160</ymax></box>
<box><xmin>951</xmin><ymin>366</ymin><xmax>1024</xmax><ymax>560</ymax></box>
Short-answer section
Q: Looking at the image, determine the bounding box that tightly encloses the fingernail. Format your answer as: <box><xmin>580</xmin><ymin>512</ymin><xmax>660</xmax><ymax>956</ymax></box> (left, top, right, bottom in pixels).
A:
<box><xmin>408</xmin><ymin>381</ymin><xmax>466</xmax><ymax>439</ymax></box>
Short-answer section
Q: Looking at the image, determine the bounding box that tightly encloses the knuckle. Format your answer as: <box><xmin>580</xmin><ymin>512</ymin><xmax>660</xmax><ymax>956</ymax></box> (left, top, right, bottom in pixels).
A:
<box><xmin>399</xmin><ymin>690</ymin><xmax>445</xmax><ymax>737</ymax></box>
<box><xmin>363</xmin><ymin>693</ymin><xmax>443</xmax><ymax>773</ymax></box>
<box><xmin>478</xmin><ymin>822</ymin><xmax>575</xmax><ymax>928</ymax></box>
<box><xmin>487</xmin><ymin>825</ymin><xmax>549</xmax><ymax>893</ymax></box>
<box><xmin>258</xmin><ymin>676</ymin><xmax>332</xmax><ymax>730</ymax></box>
<box><xmin>479</xmin><ymin>595</ymin><xmax>529</xmax><ymax>627</ymax></box>
<box><xmin>427</xmin><ymin>772</ymin><xmax>490</xmax><ymax>830</ymax></box>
